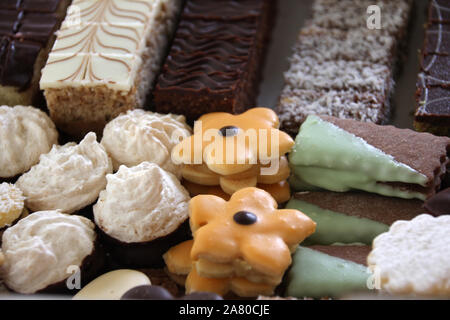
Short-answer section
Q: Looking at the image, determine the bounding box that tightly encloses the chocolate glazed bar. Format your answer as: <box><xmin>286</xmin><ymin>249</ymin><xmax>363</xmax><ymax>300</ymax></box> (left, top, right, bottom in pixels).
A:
<box><xmin>0</xmin><ymin>0</ymin><xmax>71</xmax><ymax>106</ymax></box>
<box><xmin>414</xmin><ymin>0</ymin><xmax>450</xmax><ymax>136</ymax></box>
<box><xmin>153</xmin><ymin>0</ymin><xmax>275</xmax><ymax>123</ymax></box>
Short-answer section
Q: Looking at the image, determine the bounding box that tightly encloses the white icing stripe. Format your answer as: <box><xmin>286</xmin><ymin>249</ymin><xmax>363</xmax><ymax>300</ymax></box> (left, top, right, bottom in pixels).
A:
<box><xmin>434</xmin><ymin>1</ymin><xmax>450</xmax><ymax>12</ymax></box>
<box><xmin>417</xmin><ymin>73</ymin><xmax>429</xmax><ymax>114</ymax></box>
<box><xmin>424</xmin><ymin>0</ymin><xmax>443</xmax><ymax>71</ymax></box>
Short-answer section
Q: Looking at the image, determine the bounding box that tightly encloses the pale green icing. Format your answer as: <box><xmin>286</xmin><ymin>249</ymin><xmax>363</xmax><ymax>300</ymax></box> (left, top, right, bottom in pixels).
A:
<box><xmin>286</xmin><ymin>198</ymin><xmax>389</xmax><ymax>245</ymax></box>
<box><xmin>288</xmin><ymin>116</ymin><xmax>428</xmax><ymax>199</ymax></box>
<box><xmin>288</xmin><ymin>174</ymin><xmax>323</xmax><ymax>192</ymax></box>
<box><xmin>286</xmin><ymin>247</ymin><xmax>371</xmax><ymax>299</ymax></box>
<box><xmin>292</xmin><ymin>166</ymin><xmax>427</xmax><ymax>200</ymax></box>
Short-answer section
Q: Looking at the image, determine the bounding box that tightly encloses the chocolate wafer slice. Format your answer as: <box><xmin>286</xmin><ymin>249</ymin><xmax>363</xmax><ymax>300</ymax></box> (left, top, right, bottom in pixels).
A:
<box><xmin>287</xmin><ymin>191</ymin><xmax>424</xmax><ymax>245</ymax></box>
<box><xmin>290</xmin><ymin>115</ymin><xmax>450</xmax><ymax>200</ymax></box>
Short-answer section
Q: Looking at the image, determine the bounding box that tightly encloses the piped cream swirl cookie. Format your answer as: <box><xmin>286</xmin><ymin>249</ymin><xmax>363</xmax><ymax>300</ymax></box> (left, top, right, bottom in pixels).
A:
<box><xmin>0</xmin><ymin>106</ymin><xmax>58</xmax><ymax>179</ymax></box>
<box><xmin>94</xmin><ymin>162</ymin><xmax>190</xmax><ymax>243</ymax></box>
<box><xmin>94</xmin><ymin>162</ymin><xmax>190</xmax><ymax>267</ymax></box>
<box><xmin>101</xmin><ymin>110</ymin><xmax>191</xmax><ymax>177</ymax></box>
<box><xmin>16</xmin><ymin>132</ymin><xmax>112</xmax><ymax>214</ymax></box>
<box><xmin>0</xmin><ymin>210</ymin><xmax>98</xmax><ymax>294</ymax></box>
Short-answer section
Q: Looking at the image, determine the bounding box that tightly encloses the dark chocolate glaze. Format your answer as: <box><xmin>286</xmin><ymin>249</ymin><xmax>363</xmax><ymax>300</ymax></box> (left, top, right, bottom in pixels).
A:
<box><xmin>163</xmin><ymin>54</ymin><xmax>247</xmax><ymax>75</ymax></box>
<box><xmin>3</xmin><ymin>238</ymin><xmax>106</xmax><ymax>295</ymax></box>
<box><xmin>170</xmin><ymin>36</ymin><xmax>254</xmax><ymax>58</ymax></box>
<box><xmin>157</xmin><ymin>70</ymin><xmax>240</xmax><ymax>91</ymax></box>
<box><xmin>424</xmin><ymin>187</ymin><xmax>450</xmax><ymax>215</ymax></box>
<box><xmin>97</xmin><ymin>219</ymin><xmax>192</xmax><ymax>268</ymax></box>
<box><xmin>428</xmin><ymin>0</ymin><xmax>450</xmax><ymax>24</ymax></box>
<box><xmin>0</xmin><ymin>0</ymin><xmax>61</xmax><ymax>13</ymax></box>
<box><xmin>182</xmin><ymin>0</ymin><xmax>264</xmax><ymax>20</ymax></box>
<box><xmin>416</xmin><ymin>86</ymin><xmax>450</xmax><ymax>124</ymax></box>
<box><xmin>176</xmin><ymin>19</ymin><xmax>258</xmax><ymax>39</ymax></box>
<box><xmin>0</xmin><ymin>1</ymin><xmax>62</xmax><ymax>89</ymax></box>
<box><xmin>121</xmin><ymin>285</ymin><xmax>223</xmax><ymax>300</ymax></box>
<box><xmin>424</xmin><ymin>23</ymin><xmax>450</xmax><ymax>55</ymax></box>
<box><xmin>422</xmin><ymin>54</ymin><xmax>450</xmax><ymax>87</ymax></box>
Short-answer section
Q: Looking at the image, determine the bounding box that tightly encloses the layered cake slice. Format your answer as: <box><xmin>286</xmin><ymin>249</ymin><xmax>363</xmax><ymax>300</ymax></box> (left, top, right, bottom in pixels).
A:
<box><xmin>276</xmin><ymin>0</ymin><xmax>413</xmax><ymax>137</ymax></box>
<box><xmin>40</xmin><ymin>0</ymin><xmax>183</xmax><ymax>137</ymax></box>
<box><xmin>286</xmin><ymin>246</ymin><xmax>373</xmax><ymax>299</ymax></box>
<box><xmin>289</xmin><ymin>115</ymin><xmax>450</xmax><ymax>200</ymax></box>
<box><xmin>154</xmin><ymin>0</ymin><xmax>275</xmax><ymax>123</ymax></box>
<box><xmin>286</xmin><ymin>191</ymin><xmax>424</xmax><ymax>246</ymax></box>
<box><xmin>0</xmin><ymin>0</ymin><xmax>71</xmax><ymax>106</ymax></box>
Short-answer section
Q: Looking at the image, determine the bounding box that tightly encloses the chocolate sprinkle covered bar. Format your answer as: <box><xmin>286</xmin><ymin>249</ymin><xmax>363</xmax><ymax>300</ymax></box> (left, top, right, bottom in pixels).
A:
<box><xmin>0</xmin><ymin>0</ymin><xmax>70</xmax><ymax>106</ymax></box>
<box><xmin>414</xmin><ymin>0</ymin><xmax>450</xmax><ymax>136</ymax></box>
<box><xmin>40</xmin><ymin>0</ymin><xmax>183</xmax><ymax>137</ymax></box>
<box><xmin>277</xmin><ymin>0</ymin><xmax>413</xmax><ymax>137</ymax></box>
<box><xmin>153</xmin><ymin>0</ymin><xmax>275</xmax><ymax>123</ymax></box>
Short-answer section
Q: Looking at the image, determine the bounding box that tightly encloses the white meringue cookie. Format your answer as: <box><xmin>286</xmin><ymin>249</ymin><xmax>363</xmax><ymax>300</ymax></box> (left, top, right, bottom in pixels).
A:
<box><xmin>16</xmin><ymin>132</ymin><xmax>112</xmax><ymax>214</ymax></box>
<box><xmin>0</xmin><ymin>210</ymin><xmax>96</xmax><ymax>294</ymax></box>
<box><xmin>0</xmin><ymin>105</ymin><xmax>58</xmax><ymax>178</ymax></box>
<box><xmin>101</xmin><ymin>110</ymin><xmax>191</xmax><ymax>178</ymax></box>
<box><xmin>94</xmin><ymin>162</ymin><xmax>190</xmax><ymax>243</ymax></box>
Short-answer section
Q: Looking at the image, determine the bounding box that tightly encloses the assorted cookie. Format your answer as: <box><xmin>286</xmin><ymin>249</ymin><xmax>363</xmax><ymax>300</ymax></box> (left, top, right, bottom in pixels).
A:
<box><xmin>172</xmin><ymin>108</ymin><xmax>294</xmax><ymax>203</ymax></box>
<box><xmin>101</xmin><ymin>109</ymin><xmax>191</xmax><ymax>178</ymax></box>
<box><xmin>40</xmin><ymin>0</ymin><xmax>183</xmax><ymax>137</ymax></box>
<box><xmin>0</xmin><ymin>210</ymin><xmax>102</xmax><ymax>294</ymax></box>
<box><xmin>0</xmin><ymin>183</ymin><xmax>26</xmax><ymax>238</ymax></box>
<box><xmin>16</xmin><ymin>132</ymin><xmax>112</xmax><ymax>214</ymax></box>
<box><xmin>276</xmin><ymin>0</ymin><xmax>413</xmax><ymax>136</ymax></box>
<box><xmin>289</xmin><ymin>115</ymin><xmax>450</xmax><ymax>200</ymax></box>
<box><xmin>286</xmin><ymin>191</ymin><xmax>424</xmax><ymax>246</ymax></box>
<box><xmin>0</xmin><ymin>0</ymin><xmax>71</xmax><ymax>106</ymax></box>
<box><xmin>415</xmin><ymin>0</ymin><xmax>450</xmax><ymax>136</ymax></box>
<box><xmin>154</xmin><ymin>0</ymin><xmax>275</xmax><ymax>122</ymax></box>
<box><xmin>0</xmin><ymin>0</ymin><xmax>448</xmax><ymax>302</ymax></box>
<box><xmin>163</xmin><ymin>187</ymin><xmax>316</xmax><ymax>297</ymax></box>
<box><xmin>0</xmin><ymin>105</ymin><xmax>58</xmax><ymax>180</ymax></box>
<box><xmin>93</xmin><ymin>162</ymin><xmax>191</xmax><ymax>267</ymax></box>
<box><xmin>368</xmin><ymin>214</ymin><xmax>450</xmax><ymax>297</ymax></box>
<box><xmin>286</xmin><ymin>246</ymin><xmax>372</xmax><ymax>299</ymax></box>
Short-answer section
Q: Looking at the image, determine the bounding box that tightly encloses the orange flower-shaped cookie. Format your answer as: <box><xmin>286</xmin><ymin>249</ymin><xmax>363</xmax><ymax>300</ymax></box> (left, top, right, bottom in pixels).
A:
<box><xmin>189</xmin><ymin>187</ymin><xmax>316</xmax><ymax>285</ymax></box>
<box><xmin>171</xmin><ymin>108</ymin><xmax>294</xmax><ymax>199</ymax></box>
<box><xmin>164</xmin><ymin>240</ymin><xmax>276</xmax><ymax>297</ymax></box>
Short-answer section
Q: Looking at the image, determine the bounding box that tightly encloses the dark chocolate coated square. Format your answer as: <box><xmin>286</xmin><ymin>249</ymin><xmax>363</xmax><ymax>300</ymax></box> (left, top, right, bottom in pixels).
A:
<box><xmin>0</xmin><ymin>39</ymin><xmax>41</xmax><ymax>88</ymax></box>
<box><xmin>421</xmin><ymin>54</ymin><xmax>450</xmax><ymax>86</ymax></box>
<box><xmin>429</xmin><ymin>0</ymin><xmax>450</xmax><ymax>23</ymax></box>
<box><xmin>416</xmin><ymin>86</ymin><xmax>450</xmax><ymax>119</ymax></box>
<box><xmin>425</xmin><ymin>23</ymin><xmax>450</xmax><ymax>54</ymax></box>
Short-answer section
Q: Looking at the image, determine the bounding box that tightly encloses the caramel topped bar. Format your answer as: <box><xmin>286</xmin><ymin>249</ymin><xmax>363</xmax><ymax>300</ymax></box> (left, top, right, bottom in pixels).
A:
<box><xmin>154</xmin><ymin>0</ymin><xmax>275</xmax><ymax>123</ymax></box>
<box><xmin>415</xmin><ymin>0</ymin><xmax>450</xmax><ymax>136</ymax></box>
<box><xmin>277</xmin><ymin>0</ymin><xmax>412</xmax><ymax>137</ymax></box>
<box><xmin>0</xmin><ymin>0</ymin><xmax>70</xmax><ymax>106</ymax></box>
<box><xmin>40</xmin><ymin>0</ymin><xmax>183</xmax><ymax>137</ymax></box>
